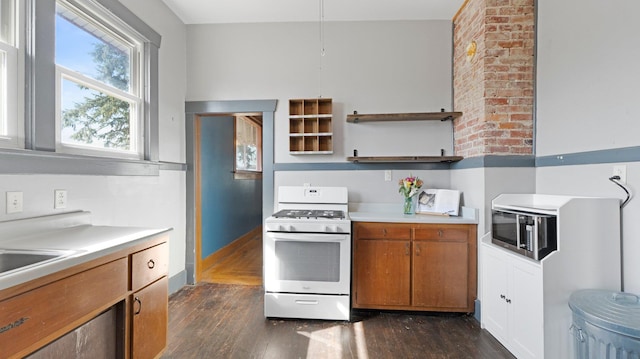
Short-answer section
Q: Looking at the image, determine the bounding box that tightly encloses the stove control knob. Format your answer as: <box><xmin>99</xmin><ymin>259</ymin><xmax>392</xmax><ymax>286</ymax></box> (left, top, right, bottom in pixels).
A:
<box><xmin>286</xmin><ymin>225</ymin><xmax>294</xmax><ymax>232</ymax></box>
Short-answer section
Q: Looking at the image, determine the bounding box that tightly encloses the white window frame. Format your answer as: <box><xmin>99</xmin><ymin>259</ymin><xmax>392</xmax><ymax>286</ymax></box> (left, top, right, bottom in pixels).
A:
<box><xmin>0</xmin><ymin>0</ymin><xmax>23</xmax><ymax>149</ymax></box>
<box><xmin>54</xmin><ymin>0</ymin><xmax>146</xmax><ymax>159</ymax></box>
<box><xmin>234</xmin><ymin>115</ymin><xmax>262</xmax><ymax>180</ymax></box>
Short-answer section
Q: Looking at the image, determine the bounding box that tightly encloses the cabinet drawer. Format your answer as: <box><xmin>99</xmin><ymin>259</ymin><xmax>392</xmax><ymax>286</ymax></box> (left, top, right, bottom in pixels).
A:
<box><xmin>355</xmin><ymin>222</ymin><xmax>410</xmax><ymax>240</ymax></box>
<box><xmin>414</xmin><ymin>225</ymin><xmax>470</xmax><ymax>242</ymax></box>
<box><xmin>131</xmin><ymin>242</ymin><xmax>168</xmax><ymax>291</ymax></box>
<box><xmin>0</xmin><ymin>258</ymin><xmax>128</xmax><ymax>358</ymax></box>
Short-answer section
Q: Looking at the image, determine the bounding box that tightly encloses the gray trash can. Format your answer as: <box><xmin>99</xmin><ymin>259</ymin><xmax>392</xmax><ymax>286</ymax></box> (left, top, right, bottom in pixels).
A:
<box><xmin>569</xmin><ymin>289</ymin><xmax>640</xmax><ymax>359</ymax></box>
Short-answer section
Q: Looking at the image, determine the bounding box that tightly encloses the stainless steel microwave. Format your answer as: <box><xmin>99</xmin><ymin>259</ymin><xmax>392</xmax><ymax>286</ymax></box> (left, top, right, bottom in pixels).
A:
<box><xmin>491</xmin><ymin>209</ymin><xmax>557</xmax><ymax>260</ymax></box>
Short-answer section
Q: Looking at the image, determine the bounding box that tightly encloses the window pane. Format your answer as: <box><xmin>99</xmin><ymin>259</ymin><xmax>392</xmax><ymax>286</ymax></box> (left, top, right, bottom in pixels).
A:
<box><xmin>55</xmin><ymin>4</ymin><xmax>131</xmax><ymax>92</ymax></box>
<box><xmin>0</xmin><ymin>50</ymin><xmax>5</xmax><ymax>135</ymax></box>
<box><xmin>235</xmin><ymin>117</ymin><xmax>261</xmax><ymax>172</ymax></box>
<box><xmin>0</xmin><ymin>0</ymin><xmax>15</xmax><ymax>46</ymax></box>
<box><xmin>61</xmin><ymin>78</ymin><xmax>132</xmax><ymax>151</ymax></box>
<box><xmin>0</xmin><ymin>0</ymin><xmax>14</xmax><ymax>139</ymax></box>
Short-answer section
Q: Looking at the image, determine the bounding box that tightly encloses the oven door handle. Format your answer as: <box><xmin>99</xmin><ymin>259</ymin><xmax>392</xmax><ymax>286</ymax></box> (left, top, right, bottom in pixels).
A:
<box><xmin>266</xmin><ymin>232</ymin><xmax>349</xmax><ymax>242</ymax></box>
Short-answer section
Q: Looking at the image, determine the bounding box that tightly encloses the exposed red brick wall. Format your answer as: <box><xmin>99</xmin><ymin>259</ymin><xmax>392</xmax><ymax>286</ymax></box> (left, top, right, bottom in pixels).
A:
<box><xmin>453</xmin><ymin>0</ymin><xmax>534</xmax><ymax>157</ymax></box>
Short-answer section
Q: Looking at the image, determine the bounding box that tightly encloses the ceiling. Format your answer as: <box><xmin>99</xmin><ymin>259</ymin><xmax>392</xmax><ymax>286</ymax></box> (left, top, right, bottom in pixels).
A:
<box><xmin>161</xmin><ymin>0</ymin><xmax>465</xmax><ymax>25</ymax></box>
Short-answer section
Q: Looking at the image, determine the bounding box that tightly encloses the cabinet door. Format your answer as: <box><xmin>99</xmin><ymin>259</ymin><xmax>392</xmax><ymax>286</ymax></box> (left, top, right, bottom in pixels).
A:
<box><xmin>132</xmin><ymin>276</ymin><xmax>168</xmax><ymax>359</ymax></box>
<box><xmin>508</xmin><ymin>258</ymin><xmax>543</xmax><ymax>359</ymax></box>
<box><xmin>481</xmin><ymin>244</ymin><xmax>510</xmax><ymax>344</ymax></box>
<box><xmin>413</xmin><ymin>239</ymin><xmax>469</xmax><ymax>309</ymax></box>
<box><xmin>353</xmin><ymin>238</ymin><xmax>411</xmax><ymax>307</ymax></box>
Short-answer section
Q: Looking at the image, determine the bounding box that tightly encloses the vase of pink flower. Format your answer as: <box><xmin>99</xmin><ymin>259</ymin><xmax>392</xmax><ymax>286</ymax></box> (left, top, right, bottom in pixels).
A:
<box><xmin>398</xmin><ymin>175</ymin><xmax>423</xmax><ymax>215</ymax></box>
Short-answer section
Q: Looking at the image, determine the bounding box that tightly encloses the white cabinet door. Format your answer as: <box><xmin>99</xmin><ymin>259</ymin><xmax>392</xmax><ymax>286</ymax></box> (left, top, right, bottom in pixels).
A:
<box><xmin>481</xmin><ymin>242</ymin><xmax>543</xmax><ymax>359</ymax></box>
<box><xmin>509</xmin><ymin>257</ymin><xmax>543</xmax><ymax>359</ymax></box>
<box><xmin>481</xmin><ymin>245</ymin><xmax>509</xmax><ymax>343</ymax></box>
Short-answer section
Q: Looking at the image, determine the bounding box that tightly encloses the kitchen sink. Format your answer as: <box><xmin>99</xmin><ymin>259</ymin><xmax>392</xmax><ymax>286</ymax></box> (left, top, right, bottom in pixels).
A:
<box><xmin>0</xmin><ymin>249</ymin><xmax>74</xmax><ymax>276</ymax></box>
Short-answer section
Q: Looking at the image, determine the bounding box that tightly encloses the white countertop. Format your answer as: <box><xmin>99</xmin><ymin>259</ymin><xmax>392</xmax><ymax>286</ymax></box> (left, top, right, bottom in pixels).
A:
<box><xmin>349</xmin><ymin>203</ymin><xmax>478</xmax><ymax>224</ymax></box>
<box><xmin>0</xmin><ymin>211</ymin><xmax>171</xmax><ymax>291</ymax></box>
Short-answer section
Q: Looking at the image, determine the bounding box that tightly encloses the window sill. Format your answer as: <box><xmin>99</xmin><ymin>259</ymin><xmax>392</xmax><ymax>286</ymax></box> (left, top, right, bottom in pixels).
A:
<box><xmin>0</xmin><ymin>149</ymin><xmax>186</xmax><ymax>176</ymax></box>
<box><xmin>234</xmin><ymin>171</ymin><xmax>262</xmax><ymax>180</ymax></box>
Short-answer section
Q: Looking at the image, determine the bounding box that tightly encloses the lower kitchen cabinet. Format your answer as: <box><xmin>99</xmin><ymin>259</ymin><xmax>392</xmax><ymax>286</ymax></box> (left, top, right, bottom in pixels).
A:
<box><xmin>0</xmin><ymin>234</ymin><xmax>169</xmax><ymax>359</ymax></box>
<box><xmin>482</xmin><ymin>238</ymin><xmax>543</xmax><ymax>359</ymax></box>
<box><xmin>353</xmin><ymin>224</ymin><xmax>411</xmax><ymax>306</ymax></box>
<box><xmin>131</xmin><ymin>242</ymin><xmax>169</xmax><ymax>359</ymax></box>
<box><xmin>352</xmin><ymin>222</ymin><xmax>477</xmax><ymax>312</ymax></box>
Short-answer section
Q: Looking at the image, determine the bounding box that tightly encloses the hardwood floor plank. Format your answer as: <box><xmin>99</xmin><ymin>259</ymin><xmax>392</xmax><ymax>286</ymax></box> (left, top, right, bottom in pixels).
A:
<box><xmin>162</xmin><ymin>283</ymin><xmax>515</xmax><ymax>359</ymax></box>
<box><xmin>164</xmin><ymin>233</ymin><xmax>514</xmax><ymax>359</ymax></box>
<box><xmin>200</xmin><ymin>234</ymin><xmax>262</xmax><ymax>286</ymax></box>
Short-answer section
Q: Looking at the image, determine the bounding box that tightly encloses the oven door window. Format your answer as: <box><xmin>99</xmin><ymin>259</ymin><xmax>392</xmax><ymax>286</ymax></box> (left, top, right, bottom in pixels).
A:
<box><xmin>275</xmin><ymin>241</ymin><xmax>340</xmax><ymax>282</ymax></box>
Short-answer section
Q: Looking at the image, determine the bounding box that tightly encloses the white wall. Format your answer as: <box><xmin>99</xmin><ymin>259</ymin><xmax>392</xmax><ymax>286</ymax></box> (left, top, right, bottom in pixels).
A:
<box><xmin>275</xmin><ymin>169</ymin><xmax>451</xmax><ymax>210</ymax></box>
<box><xmin>537</xmin><ymin>0</ymin><xmax>640</xmax><ymax>293</ymax></box>
<box><xmin>536</xmin><ymin>0</ymin><xmax>640</xmax><ymax>156</ymax></box>
<box><xmin>1</xmin><ymin>0</ymin><xmax>188</xmax><ymax>285</ymax></box>
<box><xmin>120</xmin><ymin>0</ymin><xmax>187</xmax><ymax>163</ymax></box>
<box><xmin>186</xmin><ymin>20</ymin><xmax>454</xmax><ymax>163</ymax></box>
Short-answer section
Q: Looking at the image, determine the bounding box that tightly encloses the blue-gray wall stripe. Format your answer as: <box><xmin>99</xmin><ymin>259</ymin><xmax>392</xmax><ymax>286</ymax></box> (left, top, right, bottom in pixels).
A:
<box><xmin>535</xmin><ymin>146</ymin><xmax>640</xmax><ymax>167</ymax></box>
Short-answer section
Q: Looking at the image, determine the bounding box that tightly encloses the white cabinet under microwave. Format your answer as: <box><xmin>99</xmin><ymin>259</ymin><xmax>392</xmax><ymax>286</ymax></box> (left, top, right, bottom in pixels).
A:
<box><xmin>481</xmin><ymin>194</ymin><xmax>622</xmax><ymax>359</ymax></box>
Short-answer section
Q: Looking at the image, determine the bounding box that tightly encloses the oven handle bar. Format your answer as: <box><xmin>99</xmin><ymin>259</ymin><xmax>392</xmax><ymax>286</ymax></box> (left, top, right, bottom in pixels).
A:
<box><xmin>266</xmin><ymin>232</ymin><xmax>349</xmax><ymax>242</ymax></box>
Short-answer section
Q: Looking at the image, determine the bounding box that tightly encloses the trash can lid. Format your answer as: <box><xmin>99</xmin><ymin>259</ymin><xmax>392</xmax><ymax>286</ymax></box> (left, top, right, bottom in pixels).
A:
<box><xmin>569</xmin><ymin>289</ymin><xmax>640</xmax><ymax>338</ymax></box>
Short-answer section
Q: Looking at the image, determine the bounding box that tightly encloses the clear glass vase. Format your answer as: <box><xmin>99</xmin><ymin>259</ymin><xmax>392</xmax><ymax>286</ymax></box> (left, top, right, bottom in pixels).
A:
<box><xmin>403</xmin><ymin>195</ymin><xmax>417</xmax><ymax>215</ymax></box>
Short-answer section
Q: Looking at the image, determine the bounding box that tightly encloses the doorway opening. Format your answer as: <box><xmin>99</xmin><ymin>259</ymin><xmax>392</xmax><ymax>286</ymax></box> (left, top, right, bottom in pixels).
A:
<box><xmin>185</xmin><ymin>100</ymin><xmax>277</xmax><ymax>284</ymax></box>
<box><xmin>194</xmin><ymin>113</ymin><xmax>262</xmax><ymax>283</ymax></box>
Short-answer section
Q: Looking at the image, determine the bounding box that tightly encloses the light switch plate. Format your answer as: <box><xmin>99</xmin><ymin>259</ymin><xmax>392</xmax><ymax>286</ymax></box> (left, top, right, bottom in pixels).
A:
<box><xmin>6</xmin><ymin>191</ymin><xmax>23</xmax><ymax>214</ymax></box>
<box><xmin>54</xmin><ymin>189</ymin><xmax>67</xmax><ymax>209</ymax></box>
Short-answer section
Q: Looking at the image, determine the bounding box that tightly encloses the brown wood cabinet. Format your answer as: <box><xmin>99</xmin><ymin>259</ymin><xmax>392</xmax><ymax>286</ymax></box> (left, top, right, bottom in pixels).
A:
<box><xmin>0</xmin><ymin>233</ymin><xmax>169</xmax><ymax>359</ymax></box>
<box><xmin>289</xmin><ymin>98</ymin><xmax>333</xmax><ymax>154</ymax></box>
<box><xmin>131</xmin><ymin>242</ymin><xmax>169</xmax><ymax>359</ymax></box>
<box><xmin>352</xmin><ymin>222</ymin><xmax>477</xmax><ymax>312</ymax></box>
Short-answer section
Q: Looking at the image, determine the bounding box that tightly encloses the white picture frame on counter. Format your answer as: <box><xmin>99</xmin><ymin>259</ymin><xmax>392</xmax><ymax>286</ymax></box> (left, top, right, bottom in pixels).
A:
<box><xmin>417</xmin><ymin>189</ymin><xmax>460</xmax><ymax>216</ymax></box>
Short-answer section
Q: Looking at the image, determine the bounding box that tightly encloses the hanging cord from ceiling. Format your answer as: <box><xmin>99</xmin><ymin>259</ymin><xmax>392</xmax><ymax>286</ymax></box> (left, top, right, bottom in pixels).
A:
<box><xmin>318</xmin><ymin>0</ymin><xmax>326</xmax><ymax>97</ymax></box>
<box><xmin>609</xmin><ymin>174</ymin><xmax>632</xmax><ymax>292</ymax></box>
<box><xmin>609</xmin><ymin>175</ymin><xmax>631</xmax><ymax>208</ymax></box>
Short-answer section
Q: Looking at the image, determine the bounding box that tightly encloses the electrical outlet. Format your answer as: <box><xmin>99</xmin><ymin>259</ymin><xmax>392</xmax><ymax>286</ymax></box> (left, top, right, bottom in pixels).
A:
<box><xmin>613</xmin><ymin>165</ymin><xmax>627</xmax><ymax>183</ymax></box>
<box><xmin>54</xmin><ymin>190</ymin><xmax>67</xmax><ymax>209</ymax></box>
<box><xmin>6</xmin><ymin>191</ymin><xmax>23</xmax><ymax>214</ymax></box>
<box><xmin>384</xmin><ymin>170</ymin><xmax>392</xmax><ymax>182</ymax></box>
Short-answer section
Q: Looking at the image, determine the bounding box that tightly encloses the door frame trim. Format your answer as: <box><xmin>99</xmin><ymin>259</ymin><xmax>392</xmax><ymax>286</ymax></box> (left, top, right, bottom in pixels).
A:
<box><xmin>185</xmin><ymin>100</ymin><xmax>277</xmax><ymax>283</ymax></box>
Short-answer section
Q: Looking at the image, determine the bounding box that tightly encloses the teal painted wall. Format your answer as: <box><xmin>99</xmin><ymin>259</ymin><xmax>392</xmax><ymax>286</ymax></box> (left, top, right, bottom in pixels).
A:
<box><xmin>199</xmin><ymin>117</ymin><xmax>262</xmax><ymax>259</ymax></box>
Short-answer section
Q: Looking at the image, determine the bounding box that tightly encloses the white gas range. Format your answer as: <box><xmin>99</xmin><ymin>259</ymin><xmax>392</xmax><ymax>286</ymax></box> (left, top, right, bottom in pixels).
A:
<box><xmin>264</xmin><ymin>186</ymin><xmax>351</xmax><ymax>321</ymax></box>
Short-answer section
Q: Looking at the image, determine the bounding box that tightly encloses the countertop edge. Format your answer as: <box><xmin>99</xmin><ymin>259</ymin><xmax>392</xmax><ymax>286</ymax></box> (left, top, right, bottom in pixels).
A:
<box><xmin>0</xmin><ymin>226</ymin><xmax>172</xmax><ymax>292</ymax></box>
<box><xmin>349</xmin><ymin>213</ymin><xmax>478</xmax><ymax>224</ymax></box>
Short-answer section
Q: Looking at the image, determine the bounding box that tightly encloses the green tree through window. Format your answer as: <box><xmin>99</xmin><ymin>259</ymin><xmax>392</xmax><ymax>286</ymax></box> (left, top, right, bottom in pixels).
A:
<box><xmin>62</xmin><ymin>43</ymin><xmax>131</xmax><ymax>149</ymax></box>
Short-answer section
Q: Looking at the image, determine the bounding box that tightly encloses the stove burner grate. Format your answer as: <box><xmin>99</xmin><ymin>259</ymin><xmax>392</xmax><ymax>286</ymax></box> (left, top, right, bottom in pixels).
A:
<box><xmin>272</xmin><ymin>209</ymin><xmax>345</xmax><ymax>219</ymax></box>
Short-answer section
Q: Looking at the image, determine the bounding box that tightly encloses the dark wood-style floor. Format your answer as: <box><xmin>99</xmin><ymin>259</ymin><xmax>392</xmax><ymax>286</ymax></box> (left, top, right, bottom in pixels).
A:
<box><xmin>161</xmin><ymin>236</ymin><xmax>515</xmax><ymax>359</ymax></box>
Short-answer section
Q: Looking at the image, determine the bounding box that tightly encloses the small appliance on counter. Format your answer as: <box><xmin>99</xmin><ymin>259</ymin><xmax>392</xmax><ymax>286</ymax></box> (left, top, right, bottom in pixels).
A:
<box><xmin>264</xmin><ymin>186</ymin><xmax>351</xmax><ymax>320</ymax></box>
